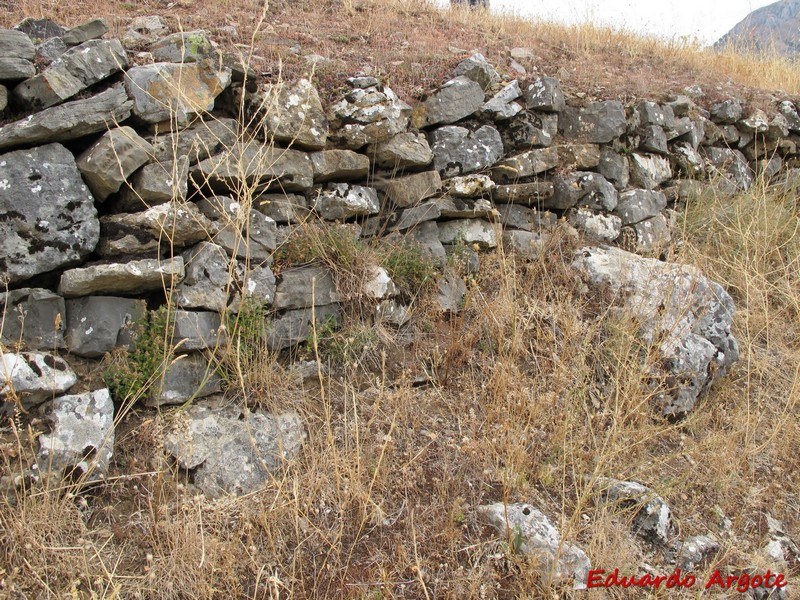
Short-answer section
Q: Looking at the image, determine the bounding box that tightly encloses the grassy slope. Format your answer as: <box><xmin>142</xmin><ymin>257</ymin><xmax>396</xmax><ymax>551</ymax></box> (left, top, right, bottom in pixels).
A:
<box><xmin>2</xmin><ymin>1</ymin><xmax>800</xmax><ymax>598</ymax></box>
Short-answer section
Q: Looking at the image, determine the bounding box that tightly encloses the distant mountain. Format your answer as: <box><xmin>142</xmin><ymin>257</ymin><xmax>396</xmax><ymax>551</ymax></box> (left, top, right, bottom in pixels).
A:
<box><xmin>715</xmin><ymin>0</ymin><xmax>800</xmax><ymax>55</ymax></box>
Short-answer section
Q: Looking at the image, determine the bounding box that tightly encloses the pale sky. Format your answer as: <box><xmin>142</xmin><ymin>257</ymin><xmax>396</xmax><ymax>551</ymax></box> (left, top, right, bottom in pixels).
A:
<box><xmin>437</xmin><ymin>0</ymin><xmax>778</xmax><ymax>46</ymax></box>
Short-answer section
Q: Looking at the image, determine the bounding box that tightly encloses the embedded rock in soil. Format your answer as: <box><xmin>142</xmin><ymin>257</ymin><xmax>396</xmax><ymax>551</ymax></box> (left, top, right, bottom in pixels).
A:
<box><xmin>162</xmin><ymin>402</ymin><xmax>306</xmax><ymax>497</ymax></box>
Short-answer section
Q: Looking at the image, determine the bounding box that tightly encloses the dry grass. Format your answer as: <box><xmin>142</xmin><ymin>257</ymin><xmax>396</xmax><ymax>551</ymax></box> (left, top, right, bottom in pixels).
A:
<box><xmin>3</xmin><ymin>1</ymin><xmax>800</xmax><ymax>598</ymax></box>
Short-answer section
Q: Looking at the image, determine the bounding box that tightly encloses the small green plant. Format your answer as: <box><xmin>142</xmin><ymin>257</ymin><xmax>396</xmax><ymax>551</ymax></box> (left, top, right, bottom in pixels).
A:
<box><xmin>379</xmin><ymin>240</ymin><xmax>437</xmax><ymax>302</ymax></box>
<box><xmin>102</xmin><ymin>306</ymin><xmax>172</xmax><ymax>402</ymax></box>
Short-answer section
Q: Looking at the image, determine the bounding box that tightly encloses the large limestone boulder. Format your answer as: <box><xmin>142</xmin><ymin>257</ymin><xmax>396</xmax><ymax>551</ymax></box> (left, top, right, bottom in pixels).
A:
<box><xmin>314</xmin><ymin>183</ymin><xmax>380</xmax><ymax>220</ymax></box>
<box><xmin>125</xmin><ymin>60</ymin><xmax>231</xmax><ymax>124</ymax></box>
<box><xmin>572</xmin><ymin>246</ymin><xmax>739</xmax><ymax>416</ymax></box>
<box><xmin>37</xmin><ymin>388</ymin><xmax>115</xmax><ymax>481</ymax></box>
<box><xmin>76</xmin><ymin>126</ymin><xmax>154</xmax><ymax>201</ymax></box>
<box><xmin>257</xmin><ymin>78</ymin><xmax>328</xmax><ymax>150</ymax></box>
<box><xmin>559</xmin><ymin>101</ymin><xmax>626</xmax><ymax>143</ymax></box>
<box><xmin>0</xmin><ymin>143</ymin><xmax>100</xmax><ymax>285</ymax></box>
<box><xmin>368</xmin><ymin>132</ymin><xmax>433</xmax><ymax>169</ymax></box>
<box><xmin>329</xmin><ymin>81</ymin><xmax>411</xmax><ymax>149</ymax></box>
<box><xmin>411</xmin><ymin>76</ymin><xmax>485</xmax><ymax>128</ymax></box>
<box><xmin>430</xmin><ymin>125</ymin><xmax>504</xmax><ymax>177</ymax></box>
<box><xmin>162</xmin><ymin>402</ymin><xmax>306</xmax><ymax>497</ymax></box>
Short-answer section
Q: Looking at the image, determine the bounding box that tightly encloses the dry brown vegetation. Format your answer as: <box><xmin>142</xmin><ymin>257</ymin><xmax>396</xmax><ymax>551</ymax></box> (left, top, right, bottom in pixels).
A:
<box><xmin>3</xmin><ymin>1</ymin><xmax>800</xmax><ymax>598</ymax></box>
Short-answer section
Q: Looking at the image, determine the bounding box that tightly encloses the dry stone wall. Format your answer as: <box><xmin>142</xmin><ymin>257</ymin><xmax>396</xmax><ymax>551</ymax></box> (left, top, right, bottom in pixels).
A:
<box><xmin>0</xmin><ymin>15</ymin><xmax>778</xmax><ymax>490</ymax></box>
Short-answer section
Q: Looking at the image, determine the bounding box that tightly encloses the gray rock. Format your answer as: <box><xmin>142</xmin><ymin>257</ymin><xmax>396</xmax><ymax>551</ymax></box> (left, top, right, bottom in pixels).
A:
<box><xmin>150</xmin><ymin>30</ymin><xmax>216</xmax><ymax>63</ymax></box>
<box><xmin>629</xmin><ymin>153</ymin><xmax>672</xmax><ymax>190</ymax></box>
<box><xmin>191</xmin><ymin>141</ymin><xmax>313</xmax><ymax>193</ymax></box>
<box><xmin>122</xmin><ymin>16</ymin><xmax>169</xmax><ymax>46</ymax></box>
<box><xmin>442</xmin><ymin>174</ymin><xmax>494</xmax><ymax>197</ymax></box>
<box><xmin>452</xmin><ymin>53</ymin><xmax>499</xmax><ymax>90</ymax></box>
<box><xmin>637</xmin><ymin>124</ymin><xmax>669</xmax><ymax>154</ymax></box>
<box><xmin>267</xmin><ymin>303</ymin><xmax>340</xmax><ymax>350</ymax></box>
<box><xmin>14</xmin><ymin>39</ymin><xmax>128</xmax><ymax>109</ymax></box>
<box><xmin>381</xmin><ymin>171</ymin><xmax>442</xmax><ymax>208</ymax></box>
<box><xmin>501</xmin><ymin>110</ymin><xmax>557</xmax><ymax>150</ymax></box>
<box><xmin>559</xmin><ymin>101</ymin><xmax>626</xmax><ymax>143</ymax></box>
<box><xmin>752</xmin><ymin>156</ymin><xmax>783</xmax><ymax>180</ymax></box>
<box><xmin>115</xmin><ymin>157</ymin><xmax>190</xmax><ymax>211</ymax></box>
<box><xmin>34</xmin><ymin>37</ymin><xmax>67</xmax><ymax>66</ymax></box>
<box><xmin>1</xmin><ymin>352</ymin><xmax>77</xmax><ymax>410</ymax></box>
<box><xmin>492</xmin><ymin>181</ymin><xmax>554</xmax><ymax>204</ymax></box>
<box><xmin>676</xmin><ymin>535</ymin><xmax>720</xmax><ymax>572</ymax></box>
<box><xmin>778</xmin><ymin>100</ymin><xmax>800</xmax><ymax>133</ymax></box>
<box><xmin>391</xmin><ymin>200</ymin><xmax>442</xmax><ymax>231</ymax></box>
<box><xmin>556</xmin><ymin>144</ymin><xmax>601</xmax><ymax>169</ymax></box>
<box><xmin>368</xmin><ymin>132</ymin><xmax>433</xmax><ymax>169</ymax></box>
<box><xmin>61</xmin><ymin>19</ymin><xmax>108</xmax><ymax>46</ymax></box>
<box><xmin>254</xmin><ymin>193</ymin><xmax>308</xmax><ymax>223</ymax></box>
<box><xmin>0</xmin><ymin>289</ymin><xmax>65</xmax><ymax>350</ymax></box>
<box><xmin>738</xmin><ymin>109</ymin><xmax>769</xmax><ymax>135</ymax></box>
<box><xmin>59</xmin><ymin>257</ymin><xmax>185</xmax><ymax>297</ymax></box>
<box><xmin>593</xmin><ymin>477</ymin><xmax>673</xmax><ymax>544</ymax></box>
<box><xmin>162</xmin><ymin>402</ymin><xmax>306</xmax><ymax>496</ymax></box>
<box><xmin>491</xmin><ymin>147</ymin><xmax>559</xmax><ymax>183</ymax></box>
<box><xmin>149</xmin><ymin>352</ymin><xmax>221</xmax><ymax>406</ymax></box>
<box><xmin>401</xmin><ymin>220</ymin><xmax>447</xmax><ymax>266</ymax></box>
<box><xmin>430</xmin><ymin>124</ymin><xmax>504</xmax><ymax>177</ymax></box>
<box><xmin>76</xmin><ymin>127</ymin><xmax>154</xmax><ymax>201</ymax></box>
<box><xmin>171</xmin><ymin>310</ymin><xmax>224</xmax><ymax>351</ymax></box>
<box><xmin>626</xmin><ymin>213</ymin><xmax>672</xmax><ymax>253</ymax></box>
<box><xmin>477</xmin><ymin>502</ymin><xmax>591</xmax><ymax>589</ymax></box>
<box><xmin>12</xmin><ymin>18</ymin><xmax>66</xmax><ymax>42</ymax></box>
<box><xmin>362</xmin><ymin>265</ymin><xmax>396</xmax><ymax>300</ymax></box>
<box><xmin>521</xmin><ymin>76</ymin><xmax>565</xmax><ymax>112</ymax></box>
<box><xmin>438</xmin><ymin>218</ymin><xmax>497</xmax><ymax>248</ymax></box>
<box><xmin>437</xmin><ymin>274</ymin><xmax>468</xmax><ymax>313</ymax></box>
<box><xmin>433</xmin><ymin>196</ymin><xmax>494</xmax><ymax>219</ymax></box>
<box><xmin>598</xmin><ymin>147</ymin><xmax>630</xmax><ymax>190</ymax></box>
<box><xmin>98</xmin><ymin>201</ymin><xmax>212</xmax><ymax>257</ymax></box>
<box><xmin>0</xmin><ymin>143</ymin><xmax>100</xmax><ymax>285</ymax></box>
<box><xmin>236</xmin><ymin>263</ymin><xmax>277</xmax><ymax>308</ymax></box>
<box><xmin>480</xmin><ymin>80</ymin><xmax>523</xmax><ymax>120</ymax></box>
<box><xmin>310</xmin><ymin>150</ymin><xmax>369</xmax><ymax>182</ymax></box>
<box><xmin>257</xmin><ymin>78</ymin><xmax>328</xmax><ymax>150</ymax></box>
<box><xmin>124</xmin><ymin>61</ymin><xmax>232</xmax><ymax>124</ymax></box>
<box><xmin>0</xmin><ymin>29</ymin><xmax>36</xmax><ymax>80</ymax></box>
<box><xmin>148</xmin><ymin>117</ymin><xmax>238</xmax><ymax>165</ymax></box>
<box><xmin>314</xmin><ymin>183</ymin><xmax>379</xmax><ymax>220</ymax></box>
<box><xmin>329</xmin><ymin>83</ymin><xmax>411</xmax><ymax>149</ymax></box>
<box><xmin>195</xmin><ymin>195</ymin><xmax>277</xmax><ymax>261</ymax></box>
<box><xmin>65</xmin><ymin>296</ymin><xmax>145</xmax><ymax>358</ymax></box>
<box><xmin>767</xmin><ymin>113</ymin><xmax>790</xmax><ymax>141</ymax></box>
<box><xmin>411</xmin><ymin>76</ymin><xmax>485</xmax><ymax>128</ymax></box>
<box><xmin>175</xmin><ymin>242</ymin><xmax>232</xmax><ymax>311</ymax></box>
<box><xmin>496</xmin><ymin>204</ymin><xmax>556</xmax><ymax>231</ymax></box>
<box><xmin>0</xmin><ymin>84</ymin><xmax>133</xmax><ymax>151</ymax></box>
<box><xmin>275</xmin><ymin>265</ymin><xmax>340</xmax><ymax>309</ymax></box>
<box><xmin>0</xmin><ymin>84</ymin><xmax>6</xmax><ymax>112</ymax></box>
<box><xmin>634</xmin><ymin>100</ymin><xmax>674</xmax><ymax>128</ymax></box>
<box><xmin>572</xmin><ymin>246</ymin><xmax>739</xmax><ymax>416</ymax></box>
<box><xmin>37</xmin><ymin>388</ymin><xmax>114</xmax><ymax>480</ymax></box>
<box><xmin>703</xmin><ymin>147</ymin><xmax>753</xmax><ymax>191</ymax></box>
<box><xmin>550</xmin><ymin>171</ymin><xmax>617</xmax><ymax>211</ymax></box>
<box><xmin>502</xmin><ymin>230</ymin><xmax>550</xmax><ymax>259</ymax></box>
<box><xmin>710</xmin><ymin>98</ymin><xmax>743</xmax><ymax>124</ymax></box>
<box><xmin>671</xmin><ymin>142</ymin><xmax>705</xmax><ymax>178</ymax></box>
<box><xmin>567</xmin><ymin>208</ymin><xmax>622</xmax><ymax>243</ymax></box>
<box><xmin>614</xmin><ymin>189</ymin><xmax>667</xmax><ymax>225</ymax></box>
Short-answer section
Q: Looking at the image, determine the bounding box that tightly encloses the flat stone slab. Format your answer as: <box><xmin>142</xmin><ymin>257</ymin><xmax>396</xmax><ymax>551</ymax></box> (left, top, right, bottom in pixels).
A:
<box><xmin>59</xmin><ymin>257</ymin><xmax>185</xmax><ymax>297</ymax></box>
<box><xmin>0</xmin><ymin>143</ymin><xmax>100</xmax><ymax>284</ymax></box>
<box><xmin>0</xmin><ymin>29</ymin><xmax>36</xmax><ymax>80</ymax></box>
<box><xmin>64</xmin><ymin>296</ymin><xmax>145</xmax><ymax>358</ymax></box>
<box><xmin>0</xmin><ymin>85</ymin><xmax>133</xmax><ymax>151</ymax></box>
<box><xmin>76</xmin><ymin>126</ymin><xmax>154</xmax><ymax>201</ymax></box>
<box><xmin>162</xmin><ymin>402</ymin><xmax>306</xmax><ymax>497</ymax></box>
